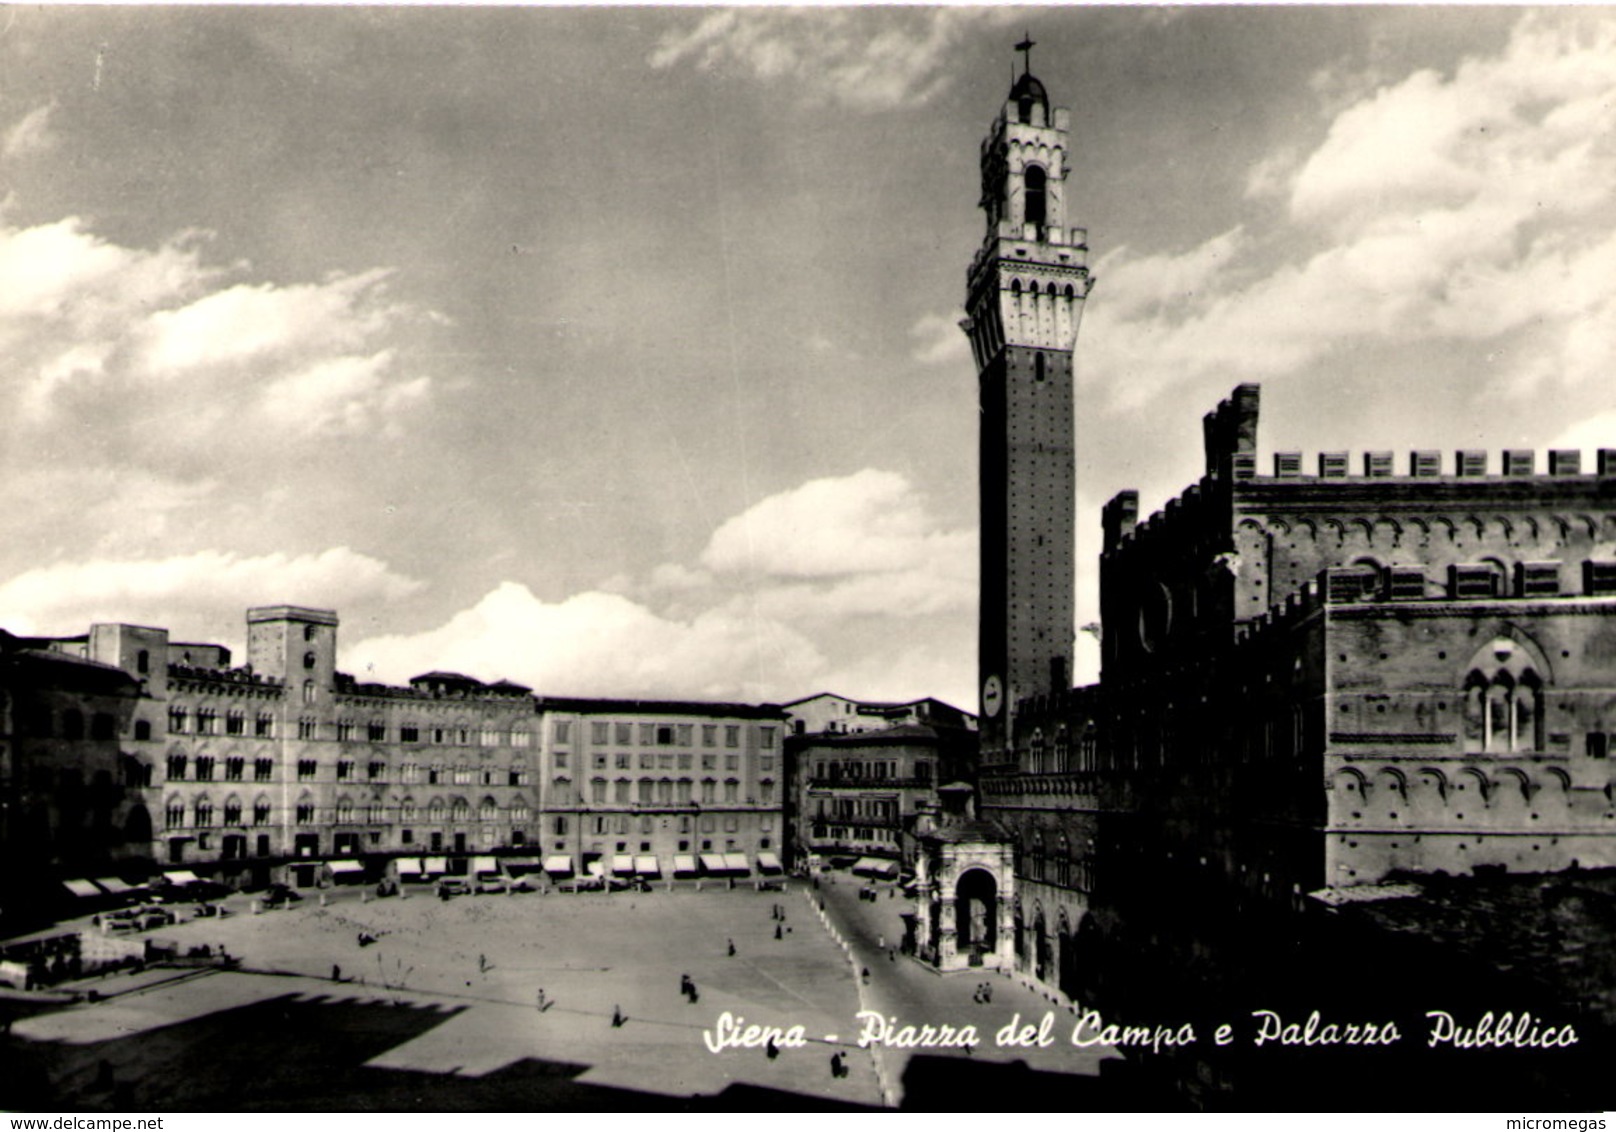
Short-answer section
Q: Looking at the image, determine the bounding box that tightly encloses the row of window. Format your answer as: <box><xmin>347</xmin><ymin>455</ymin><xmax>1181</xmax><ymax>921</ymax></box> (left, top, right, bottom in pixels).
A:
<box><xmin>588</xmin><ymin>813</ymin><xmax>771</xmax><ymax>835</ymax></box>
<box><xmin>163</xmin><ymin>796</ymin><xmax>537</xmax><ymax>829</ymax></box>
<box><xmin>163</xmin><ymin>755</ymin><xmax>534</xmax><ymax>786</ymax></box>
<box><xmin>811</xmin><ymin>824</ymin><xmax>897</xmax><ymax>845</ymax></box>
<box><xmin>166</xmin><ymin>707</ymin><xmax>533</xmax><ymax>747</ymax></box>
<box><xmin>812</xmin><ymin>759</ymin><xmax>930</xmax><ymax>783</ymax></box>
<box><xmin>20</xmin><ymin>708</ymin><xmax>119</xmax><ymax>741</ymax></box>
<box><xmin>816</xmin><ymin>797</ymin><xmax>897</xmax><ymax>822</ymax></box>
<box><xmin>1327</xmin><ymin>560</ymin><xmax>1616</xmax><ymax>603</ymax></box>
<box><xmin>574</xmin><ymin>776</ymin><xmax>775</xmax><ymax>805</ymax></box>
<box><xmin>166</xmin><ymin>755</ymin><xmax>275</xmax><ymax>782</ymax></box>
<box><xmin>169</xmin><ymin>707</ymin><xmax>275</xmax><ymax>737</ymax></box>
<box><xmin>569</xmin><ymin>721</ymin><xmax>773</xmax><ymax>749</ymax></box>
<box><xmin>575</xmin><ymin>752</ymin><xmax>764</xmax><ymax>772</ymax></box>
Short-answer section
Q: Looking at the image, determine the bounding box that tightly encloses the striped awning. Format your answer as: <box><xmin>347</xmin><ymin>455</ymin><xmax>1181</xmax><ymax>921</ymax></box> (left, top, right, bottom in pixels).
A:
<box><xmin>635</xmin><ymin>855</ymin><xmax>660</xmax><ymax>876</ymax></box>
<box><xmin>756</xmin><ymin>852</ymin><xmax>783</xmax><ymax>875</ymax></box>
<box><xmin>63</xmin><ymin>879</ymin><xmax>102</xmax><ymax>899</ymax></box>
<box><xmin>543</xmin><ymin>855</ymin><xmax>574</xmax><ymax>877</ymax></box>
<box><xmin>852</xmin><ymin>857</ymin><xmax>899</xmax><ymax>878</ymax></box>
<box><xmin>723</xmin><ymin>852</ymin><xmax>751</xmax><ymax>876</ymax></box>
<box><xmin>395</xmin><ymin>858</ymin><xmax>424</xmax><ymax>876</ymax></box>
<box><xmin>699</xmin><ymin>852</ymin><xmax>728</xmax><ymax>875</ymax></box>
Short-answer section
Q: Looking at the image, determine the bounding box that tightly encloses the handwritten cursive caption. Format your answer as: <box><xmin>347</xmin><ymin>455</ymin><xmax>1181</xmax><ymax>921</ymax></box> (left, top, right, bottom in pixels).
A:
<box><xmin>701</xmin><ymin>1008</ymin><xmax>1578</xmax><ymax>1054</ymax></box>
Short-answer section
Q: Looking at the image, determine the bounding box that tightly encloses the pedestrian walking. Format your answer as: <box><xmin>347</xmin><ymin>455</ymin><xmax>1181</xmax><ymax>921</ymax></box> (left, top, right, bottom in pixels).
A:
<box><xmin>766</xmin><ymin>1035</ymin><xmax>779</xmax><ymax>1060</ymax></box>
<box><xmin>536</xmin><ymin>988</ymin><xmax>549</xmax><ymax>1012</ymax></box>
<box><xmin>611</xmin><ymin>1004</ymin><xmax>625</xmax><ymax>1028</ymax></box>
<box><xmin>774</xmin><ymin>923</ymin><xmax>783</xmax><ymax>940</ymax></box>
<box><xmin>727</xmin><ymin>938</ymin><xmax>736</xmax><ymax>957</ymax></box>
<box><xmin>332</xmin><ymin>964</ymin><xmax>341</xmax><ymax>983</ymax></box>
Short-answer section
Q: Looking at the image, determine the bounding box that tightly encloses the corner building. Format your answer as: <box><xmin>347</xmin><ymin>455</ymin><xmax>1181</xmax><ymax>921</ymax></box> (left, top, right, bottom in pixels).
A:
<box><xmin>534</xmin><ymin>698</ymin><xmax>787</xmax><ymax>880</ymax></box>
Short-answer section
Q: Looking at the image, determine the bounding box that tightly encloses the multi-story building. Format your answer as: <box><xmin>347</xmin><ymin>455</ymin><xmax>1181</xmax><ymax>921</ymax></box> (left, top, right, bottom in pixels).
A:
<box><xmin>782</xmin><ymin>692</ymin><xmax>975</xmax><ymax>738</ymax></box>
<box><xmin>533</xmin><ymin>697</ymin><xmax>787</xmax><ymax>880</ymax></box>
<box><xmin>51</xmin><ymin>608</ymin><xmax>542</xmax><ymax>889</ymax></box>
<box><xmin>784</xmin><ymin>722</ymin><xmax>976</xmax><ymax>873</ymax></box>
<box><xmin>2</xmin><ymin>607</ymin><xmax>790</xmax><ymax>912</ymax></box>
<box><xmin>0</xmin><ymin>630</ymin><xmax>141</xmax><ymax>914</ymax></box>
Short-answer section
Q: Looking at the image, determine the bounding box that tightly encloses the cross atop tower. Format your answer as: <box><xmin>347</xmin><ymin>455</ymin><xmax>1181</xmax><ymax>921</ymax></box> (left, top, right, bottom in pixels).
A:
<box><xmin>1015</xmin><ymin>34</ymin><xmax>1036</xmax><ymax>76</ymax></box>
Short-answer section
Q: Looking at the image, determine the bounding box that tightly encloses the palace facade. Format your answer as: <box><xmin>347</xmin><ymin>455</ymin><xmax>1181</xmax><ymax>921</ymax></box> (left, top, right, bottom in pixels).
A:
<box><xmin>946</xmin><ymin>62</ymin><xmax>1616</xmax><ymax>1009</ymax></box>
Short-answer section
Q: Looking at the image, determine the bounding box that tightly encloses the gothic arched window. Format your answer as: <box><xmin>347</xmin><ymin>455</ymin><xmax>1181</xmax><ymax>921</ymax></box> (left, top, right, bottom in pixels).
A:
<box><xmin>1024</xmin><ymin>165</ymin><xmax>1047</xmax><ymax>229</ymax></box>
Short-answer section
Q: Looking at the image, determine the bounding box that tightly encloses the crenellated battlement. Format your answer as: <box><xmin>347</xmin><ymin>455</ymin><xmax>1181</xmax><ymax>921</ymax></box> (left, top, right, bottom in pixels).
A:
<box><xmin>1263</xmin><ymin>447</ymin><xmax>1616</xmax><ymax>481</ymax></box>
<box><xmin>1232</xmin><ymin>576</ymin><xmax>1326</xmax><ymax>650</ymax></box>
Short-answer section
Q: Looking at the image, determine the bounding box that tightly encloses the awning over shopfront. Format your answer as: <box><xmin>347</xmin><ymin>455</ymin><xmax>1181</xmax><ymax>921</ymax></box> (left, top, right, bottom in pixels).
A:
<box><xmin>472</xmin><ymin>856</ymin><xmax>501</xmax><ymax>877</ymax></box>
<box><xmin>756</xmin><ymin>852</ymin><xmax>783</xmax><ymax>876</ymax></box>
<box><xmin>95</xmin><ymin>877</ymin><xmax>135</xmax><ymax>895</ymax></box>
<box><xmin>162</xmin><ymin>870</ymin><xmax>202</xmax><ymax>886</ymax></box>
<box><xmin>723</xmin><ymin>852</ymin><xmax>751</xmax><ymax>876</ymax></box>
<box><xmin>672</xmin><ymin>854</ymin><xmax>699</xmax><ymax>877</ymax></box>
<box><xmin>542</xmin><ymin>855</ymin><xmax>574</xmax><ymax>877</ymax></box>
<box><xmin>699</xmin><ymin>853</ymin><xmax>729</xmax><ymax>875</ymax></box>
<box><xmin>635</xmin><ymin>855</ymin><xmax>660</xmax><ymax>877</ymax></box>
<box><xmin>328</xmin><ymin>860</ymin><xmax>364</xmax><ymax>876</ymax></box>
<box><xmin>611</xmin><ymin>855</ymin><xmax>636</xmax><ymax>876</ymax></box>
<box><xmin>852</xmin><ymin>857</ymin><xmax>899</xmax><ymax>879</ymax></box>
<box><xmin>422</xmin><ymin>857</ymin><xmax>449</xmax><ymax>876</ymax></box>
<box><xmin>395</xmin><ymin>858</ymin><xmax>424</xmax><ymax>877</ymax></box>
<box><xmin>504</xmin><ymin>857</ymin><xmax>542</xmax><ymax>875</ymax></box>
<box><xmin>63</xmin><ymin>879</ymin><xmax>101</xmax><ymax>898</ymax></box>
<box><xmin>585</xmin><ymin>859</ymin><xmax>606</xmax><ymax>878</ymax></box>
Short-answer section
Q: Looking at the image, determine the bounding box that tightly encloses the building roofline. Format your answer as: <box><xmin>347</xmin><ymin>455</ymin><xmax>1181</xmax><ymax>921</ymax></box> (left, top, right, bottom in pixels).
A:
<box><xmin>246</xmin><ymin>605</ymin><xmax>339</xmax><ymax>626</ymax></box>
<box><xmin>535</xmin><ymin>695</ymin><xmax>785</xmax><ymax>719</ymax></box>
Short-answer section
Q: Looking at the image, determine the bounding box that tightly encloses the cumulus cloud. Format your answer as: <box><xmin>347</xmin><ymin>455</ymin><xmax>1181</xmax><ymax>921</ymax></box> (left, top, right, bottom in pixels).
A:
<box><xmin>0</xmin><ymin>216</ymin><xmax>433</xmax><ymax>443</ymax></box>
<box><xmin>702</xmin><ymin>468</ymin><xmax>973</xmax><ymax>584</ymax></box>
<box><xmin>1083</xmin><ymin>12</ymin><xmax>1616</xmax><ymax>408</ymax></box>
<box><xmin>648</xmin><ymin>8</ymin><xmax>1015</xmax><ymax>111</ymax></box>
<box><xmin>345</xmin><ymin>469</ymin><xmax>977</xmax><ymax>703</ymax></box>
<box><xmin>1547</xmin><ymin>411</ymin><xmax>1616</xmax><ymax>455</ymax></box>
<box><xmin>348</xmin><ymin>581</ymin><xmax>827</xmax><ymax>702</ymax></box>
<box><xmin>0</xmin><ymin>548</ymin><xmax>423</xmax><ymax>640</ymax></box>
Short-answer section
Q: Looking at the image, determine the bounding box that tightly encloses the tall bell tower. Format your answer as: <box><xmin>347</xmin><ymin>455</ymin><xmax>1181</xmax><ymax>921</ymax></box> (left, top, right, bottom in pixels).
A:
<box><xmin>963</xmin><ymin>46</ymin><xmax>1092</xmax><ymax>765</ymax></box>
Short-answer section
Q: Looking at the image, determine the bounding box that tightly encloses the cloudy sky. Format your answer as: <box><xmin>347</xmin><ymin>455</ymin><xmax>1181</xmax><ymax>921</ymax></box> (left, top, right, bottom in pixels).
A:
<box><xmin>3</xmin><ymin>6</ymin><xmax>1615</xmax><ymax>710</ymax></box>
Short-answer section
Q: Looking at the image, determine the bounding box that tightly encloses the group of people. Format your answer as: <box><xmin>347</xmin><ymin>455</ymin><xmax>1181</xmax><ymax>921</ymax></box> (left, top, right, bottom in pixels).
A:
<box><xmin>972</xmin><ymin>981</ymin><xmax>994</xmax><ymax>1004</ymax></box>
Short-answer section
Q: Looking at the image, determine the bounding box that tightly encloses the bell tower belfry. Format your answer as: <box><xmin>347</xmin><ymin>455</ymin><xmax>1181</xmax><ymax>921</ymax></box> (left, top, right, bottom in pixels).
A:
<box><xmin>962</xmin><ymin>48</ymin><xmax>1092</xmax><ymax>765</ymax></box>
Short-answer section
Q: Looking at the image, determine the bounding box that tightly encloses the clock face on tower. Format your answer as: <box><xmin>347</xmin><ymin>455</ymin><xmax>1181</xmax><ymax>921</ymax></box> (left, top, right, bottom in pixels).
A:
<box><xmin>982</xmin><ymin>674</ymin><xmax>1004</xmax><ymax>718</ymax></box>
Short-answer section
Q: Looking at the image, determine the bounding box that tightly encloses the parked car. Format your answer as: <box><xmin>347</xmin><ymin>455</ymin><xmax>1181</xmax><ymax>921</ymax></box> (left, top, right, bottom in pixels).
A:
<box><xmin>102</xmin><ymin>905</ymin><xmax>176</xmax><ymax>933</ymax></box>
<box><xmin>260</xmin><ymin>883</ymin><xmax>302</xmax><ymax>909</ymax></box>
<box><xmin>475</xmin><ymin>874</ymin><xmax>510</xmax><ymax>894</ymax></box>
<box><xmin>436</xmin><ymin>877</ymin><xmax>473</xmax><ymax>897</ymax></box>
